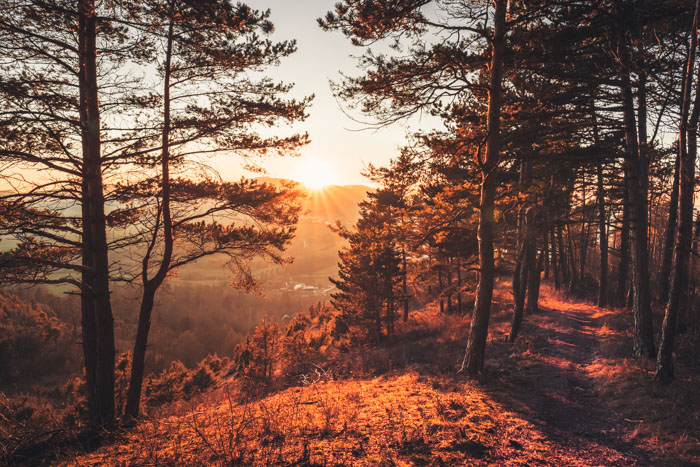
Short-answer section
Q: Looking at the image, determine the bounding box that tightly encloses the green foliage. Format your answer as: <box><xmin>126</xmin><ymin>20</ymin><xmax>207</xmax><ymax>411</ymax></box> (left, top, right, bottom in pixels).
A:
<box><xmin>330</xmin><ymin>191</ymin><xmax>402</xmax><ymax>341</ymax></box>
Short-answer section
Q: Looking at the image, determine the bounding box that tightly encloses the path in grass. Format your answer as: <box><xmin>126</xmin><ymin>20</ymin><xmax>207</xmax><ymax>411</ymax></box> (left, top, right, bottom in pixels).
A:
<box><xmin>498</xmin><ymin>286</ymin><xmax>654</xmax><ymax>466</ymax></box>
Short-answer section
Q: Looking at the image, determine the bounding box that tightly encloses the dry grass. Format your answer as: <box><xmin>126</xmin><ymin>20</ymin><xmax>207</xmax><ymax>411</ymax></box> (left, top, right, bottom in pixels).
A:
<box><xmin>55</xmin><ymin>279</ymin><xmax>699</xmax><ymax>466</ymax></box>
<box><xmin>584</xmin><ymin>310</ymin><xmax>700</xmax><ymax>464</ymax></box>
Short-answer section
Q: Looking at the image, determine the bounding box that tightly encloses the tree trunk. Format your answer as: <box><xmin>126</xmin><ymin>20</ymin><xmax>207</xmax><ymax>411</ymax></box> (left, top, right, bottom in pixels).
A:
<box><xmin>79</xmin><ymin>0</ymin><xmax>115</xmax><ymax>427</ymax></box>
<box><xmin>125</xmin><ymin>21</ymin><xmax>175</xmax><ymax>420</ymax></box>
<box><xmin>551</xmin><ymin>228</ymin><xmax>560</xmax><ymax>289</ymax></box>
<box><xmin>462</xmin><ymin>0</ymin><xmax>506</xmax><ymax>375</ymax></box>
<box><xmin>577</xmin><ymin>222</ymin><xmax>588</xmax><ymax>290</ymax></box>
<box><xmin>447</xmin><ymin>257</ymin><xmax>453</xmax><ymax>313</ymax></box>
<box><xmin>125</xmin><ymin>285</ymin><xmax>156</xmax><ymax>419</ymax></box>
<box><xmin>508</xmin><ymin>243</ymin><xmax>528</xmax><ymax>342</ymax></box>
<box><xmin>616</xmin><ymin>10</ymin><xmax>655</xmax><ymax>358</ymax></box>
<box><xmin>656</xmin><ymin>126</ymin><xmax>696</xmax><ymax>381</ymax></box>
<box><xmin>567</xmin><ymin>225</ymin><xmax>578</xmax><ymax>292</ymax></box>
<box><xmin>659</xmin><ymin>154</ymin><xmax>680</xmax><ymax>305</ymax></box>
<box><xmin>656</xmin><ymin>0</ymin><xmax>699</xmax><ymax>382</ymax></box>
<box><xmin>388</xmin><ymin>297</ymin><xmax>395</xmax><ymax>335</ymax></box>
<box><xmin>557</xmin><ymin>225</ymin><xmax>569</xmax><ymax>287</ymax></box>
<box><xmin>456</xmin><ymin>249</ymin><xmax>462</xmax><ymax>315</ymax></box>
<box><xmin>596</xmin><ymin>159</ymin><xmax>608</xmax><ymax>307</ymax></box>
<box><xmin>529</xmin><ymin>247</ymin><xmax>545</xmax><ymax>314</ymax></box>
<box><xmin>616</xmin><ymin>167</ymin><xmax>631</xmax><ymax>307</ymax></box>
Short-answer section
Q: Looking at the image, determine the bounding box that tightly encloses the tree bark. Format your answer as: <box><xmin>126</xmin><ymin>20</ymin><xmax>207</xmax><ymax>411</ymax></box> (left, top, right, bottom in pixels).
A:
<box><xmin>616</xmin><ymin>8</ymin><xmax>655</xmax><ymax>357</ymax></box>
<box><xmin>567</xmin><ymin>224</ymin><xmax>578</xmax><ymax>294</ymax></box>
<box><xmin>596</xmin><ymin>159</ymin><xmax>608</xmax><ymax>307</ymax></box>
<box><xmin>557</xmin><ymin>225</ymin><xmax>569</xmax><ymax>287</ymax></box>
<box><xmin>656</xmin><ymin>0</ymin><xmax>699</xmax><ymax>382</ymax></box>
<box><xmin>508</xmin><ymin>243</ymin><xmax>528</xmax><ymax>342</ymax></box>
<box><xmin>616</xmin><ymin>166</ymin><xmax>631</xmax><ymax>307</ymax></box>
<box><xmin>659</xmin><ymin>154</ymin><xmax>680</xmax><ymax>305</ymax></box>
<box><xmin>579</xmin><ymin>221</ymin><xmax>589</xmax><ymax>287</ymax></box>
<box><xmin>528</xmin><ymin>246</ymin><xmax>545</xmax><ymax>314</ymax></box>
<box><xmin>462</xmin><ymin>0</ymin><xmax>506</xmax><ymax>375</ymax></box>
<box><xmin>510</xmin><ymin>209</ymin><xmax>537</xmax><ymax>341</ymax></box>
<box><xmin>79</xmin><ymin>0</ymin><xmax>115</xmax><ymax>427</ymax></box>
<box><xmin>456</xmin><ymin>247</ymin><xmax>462</xmax><ymax>315</ymax></box>
<box><xmin>551</xmin><ymin>228</ymin><xmax>560</xmax><ymax>289</ymax></box>
<box><xmin>447</xmin><ymin>257</ymin><xmax>453</xmax><ymax>313</ymax></box>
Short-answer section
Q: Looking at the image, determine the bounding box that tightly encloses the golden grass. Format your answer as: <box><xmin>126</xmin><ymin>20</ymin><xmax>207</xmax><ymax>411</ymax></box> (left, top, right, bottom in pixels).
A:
<box><xmin>59</xmin><ymin>279</ymin><xmax>699</xmax><ymax>465</ymax></box>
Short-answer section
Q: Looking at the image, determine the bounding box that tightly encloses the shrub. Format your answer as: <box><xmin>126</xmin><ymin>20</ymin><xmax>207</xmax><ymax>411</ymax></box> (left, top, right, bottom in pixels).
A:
<box><xmin>233</xmin><ymin>321</ymin><xmax>281</xmax><ymax>385</ymax></box>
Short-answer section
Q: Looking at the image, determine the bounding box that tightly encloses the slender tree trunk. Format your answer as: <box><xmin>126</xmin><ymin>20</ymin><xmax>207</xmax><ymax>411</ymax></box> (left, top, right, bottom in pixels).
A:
<box><xmin>524</xmin><ymin>225</ymin><xmax>537</xmax><ymax>314</ymax></box>
<box><xmin>616</xmin><ymin>169</ymin><xmax>631</xmax><ymax>307</ymax></box>
<box><xmin>388</xmin><ymin>296</ymin><xmax>395</xmax><ymax>335</ymax></box>
<box><xmin>579</xmin><ymin>221</ymin><xmax>589</xmax><ymax>285</ymax></box>
<box><xmin>462</xmin><ymin>0</ymin><xmax>506</xmax><ymax>375</ymax></box>
<box><xmin>79</xmin><ymin>41</ymin><xmax>98</xmax><ymax>429</ymax></box>
<box><xmin>656</xmin><ymin>0</ymin><xmax>699</xmax><ymax>381</ymax></box>
<box><xmin>508</xmin><ymin>244</ymin><xmax>528</xmax><ymax>342</ymax></box>
<box><xmin>79</xmin><ymin>0</ymin><xmax>115</xmax><ymax>427</ymax></box>
<box><xmin>657</xmin><ymin>127</ymin><xmax>696</xmax><ymax>381</ymax></box>
<box><xmin>125</xmin><ymin>285</ymin><xmax>156</xmax><ymax>419</ymax></box>
<box><xmin>510</xmin><ymin>208</ymin><xmax>536</xmax><ymax>340</ymax></box>
<box><xmin>447</xmin><ymin>257</ymin><xmax>453</xmax><ymax>313</ymax></box>
<box><xmin>616</xmin><ymin>10</ymin><xmax>655</xmax><ymax>357</ymax></box>
<box><xmin>456</xmin><ymin>249</ymin><xmax>462</xmax><ymax>315</ymax></box>
<box><xmin>80</xmin><ymin>258</ymin><xmax>98</xmax><ymax>424</ymax></box>
<box><xmin>529</xmin><ymin>247</ymin><xmax>545</xmax><ymax>314</ymax></box>
<box><xmin>596</xmin><ymin>160</ymin><xmax>608</xmax><ymax>307</ymax></box>
<box><xmin>567</xmin><ymin>224</ymin><xmax>578</xmax><ymax>293</ymax></box>
<box><xmin>125</xmin><ymin>21</ymin><xmax>175</xmax><ymax>420</ymax></box>
<box><xmin>551</xmin><ymin>228</ymin><xmax>560</xmax><ymax>289</ymax></box>
<box><xmin>591</xmin><ymin>104</ymin><xmax>609</xmax><ymax>307</ymax></box>
<box><xmin>557</xmin><ymin>226</ymin><xmax>569</xmax><ymax>287</ymax></box>
<box><xmin>659</xmin><ymin>154</ymin><xmax>680</xmax><ymax>305</ymax></box>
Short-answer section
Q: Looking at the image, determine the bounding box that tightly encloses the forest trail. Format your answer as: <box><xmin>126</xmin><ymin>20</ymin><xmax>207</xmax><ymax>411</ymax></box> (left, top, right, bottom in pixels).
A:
<box><xmin>495</xmin><ymin>286</ymin><xmax>656</xmax><ymax>466</ymax></box>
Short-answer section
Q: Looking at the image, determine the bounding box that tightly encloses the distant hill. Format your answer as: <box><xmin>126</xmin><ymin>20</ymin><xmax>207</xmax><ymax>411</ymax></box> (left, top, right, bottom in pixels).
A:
<box><xmin>253</xmin><ymin>176</ymin><xmax>370</xmax><ymax>224</ymax></box>
<box><xmin>177</xmin><ymin>178</ymin><xmax>371</xmax><ymax>297</ymax></box>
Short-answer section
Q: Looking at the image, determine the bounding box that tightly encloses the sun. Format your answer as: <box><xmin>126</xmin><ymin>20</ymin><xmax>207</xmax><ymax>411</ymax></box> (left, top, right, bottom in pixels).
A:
<box><xmin>293</xmin><ymin>157</ymin><xmax>338</xmax><ymax>191</ymax></box>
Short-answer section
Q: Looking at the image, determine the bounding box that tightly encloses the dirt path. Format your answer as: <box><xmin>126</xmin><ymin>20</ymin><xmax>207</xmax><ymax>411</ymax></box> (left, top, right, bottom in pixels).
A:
<box><xmin>507</xmin><ymin>294</ymin><xmax>654</xmax><ymax>465</ymax></box>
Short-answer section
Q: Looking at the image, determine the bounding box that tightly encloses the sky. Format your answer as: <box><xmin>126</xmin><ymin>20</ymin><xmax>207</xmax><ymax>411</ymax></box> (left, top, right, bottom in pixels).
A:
<box><xmin>210</xmin><ymin>0</ymin><xmax>437</xmax><ymax>187</ymax></box>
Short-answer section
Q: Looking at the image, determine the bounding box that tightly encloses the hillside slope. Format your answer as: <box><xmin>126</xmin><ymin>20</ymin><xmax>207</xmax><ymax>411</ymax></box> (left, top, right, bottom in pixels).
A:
<box><xmin>58</xmin><ymin>281</ymin><xmax>700</xmax><ymax>466</ymax></box>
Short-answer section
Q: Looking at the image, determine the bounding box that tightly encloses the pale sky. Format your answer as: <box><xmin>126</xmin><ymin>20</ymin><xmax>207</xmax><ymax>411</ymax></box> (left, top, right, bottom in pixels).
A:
<box><xmin>211</xmin><ymin>0</ymin><xmax>437</xmax><ymax>187</ymax></box>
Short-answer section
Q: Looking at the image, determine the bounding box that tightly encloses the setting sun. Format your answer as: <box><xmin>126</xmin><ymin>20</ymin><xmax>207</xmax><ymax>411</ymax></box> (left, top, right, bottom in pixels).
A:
<box><xmin>293</xmin><ymin>157</ymin><xmax>339</xmax><ymax>190</ymax></box>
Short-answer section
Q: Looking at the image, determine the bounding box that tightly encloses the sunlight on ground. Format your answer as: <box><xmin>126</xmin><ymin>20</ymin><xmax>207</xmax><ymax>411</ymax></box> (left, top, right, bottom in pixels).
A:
<box><xmin>63</xmin><ymin>281</ymin><xmax>700</xmax><ymax>466</ymax></box>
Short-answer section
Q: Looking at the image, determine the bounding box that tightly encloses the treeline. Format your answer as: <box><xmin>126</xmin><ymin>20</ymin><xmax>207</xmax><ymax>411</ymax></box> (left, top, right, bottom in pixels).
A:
<box><xmin>324</xmin><ymin>0</ymin><xmax>699</xmax><ymax>382</ymax></box>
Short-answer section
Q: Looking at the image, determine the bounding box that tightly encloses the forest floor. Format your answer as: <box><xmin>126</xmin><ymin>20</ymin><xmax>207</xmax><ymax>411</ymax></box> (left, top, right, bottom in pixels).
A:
<box><xmin>59</xmin><ymin>280</ymin><xmax>700</xmax><ymax>466</ymax></box>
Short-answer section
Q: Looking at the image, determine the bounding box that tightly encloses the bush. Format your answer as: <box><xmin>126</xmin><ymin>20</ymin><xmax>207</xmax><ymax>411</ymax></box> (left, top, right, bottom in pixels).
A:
<box><xmin>233</xmin><ymin>321</ymin><xmax>281</xmax><ymax>385</ymax></box>
<box><xmin>144</xmin><ymin>356</ymin><xmax>225</xmax><ymax>409</ymax></box>
<box><xmin>0</xmin><ymin>291</ymin><xmax>80</xmax><ymax>391</ymax></box>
